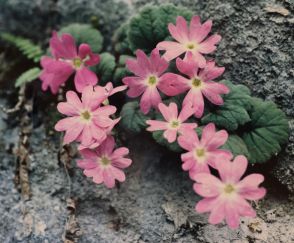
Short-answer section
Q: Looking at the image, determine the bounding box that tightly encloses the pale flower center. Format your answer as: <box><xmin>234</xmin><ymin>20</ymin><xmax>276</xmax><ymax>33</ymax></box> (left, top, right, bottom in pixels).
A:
<box><xmin>191</xmin><ymin>78</ymin><xmax>202</xmax><ymax>88</ymax></box>
<box><xmin>196</xmin><ymin>148</ymin><xmax>205</xmax><ymax>157</ymax></box>
<box><xmin>100</xmin><ymin>156</ymin><xmax>111</xmax><ymax>166</ymax></box>
<box><xmin>170</xmin><ymin>120</ymin><xmax>180</xmax><ymax>129</ymax></box>
<box><xmin>223</xmin><ymin>184</ymin><xmax>235</xmax><ymax>194</ymax></box>
<box><xmin>81</xmin><ymin>110</ymin><xmax>91</xmax><ymax>121</ymax></box>
<box><xmin>147</xmin><ymin>75</ymin><xmax>157</xmax><ymax>86</ymax></box>
<box><xmin>185</xmin><ymin>42</ymin><xmax>198</xmax><ymax>50</ymax></box>
<box><xmin>73</xmin><ymin>57</ymin><xmax>83</xmax><ymax>69</ymax></box>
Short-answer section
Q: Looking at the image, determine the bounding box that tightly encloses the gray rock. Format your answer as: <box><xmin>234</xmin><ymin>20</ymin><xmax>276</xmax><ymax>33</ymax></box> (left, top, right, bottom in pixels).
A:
<box><xmin>1</xmin><ymin>0</ymin><xmax>294</xmax><ymax>242</ymax></box>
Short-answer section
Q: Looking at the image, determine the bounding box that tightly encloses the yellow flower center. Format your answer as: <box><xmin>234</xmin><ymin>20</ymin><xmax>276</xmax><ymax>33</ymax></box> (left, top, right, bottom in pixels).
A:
<box><xmin>170</xmin><ymin>120</ymin><xmax>180</xmax><ymax>128</ymax></box>
<box><xmin>147</xmin><ymin>76</ymin><xmax>157</xmax><ymax>86</ymax></box>
<box><xmin>81</xmin><ymin>110</ymin><xmax>91</xmax><ymax>121</ymax></box>
<box><xmin>73</xmin><ymin>58</ymin><xmax>83</xmax><ymax>68</ymax></box>
<box><xmin>224</xmin><ymin>184</ymin><xmax>235</xmax><ymax>194</ymax></box>
<box><xmin>192</xmin><ymin>78</ymin><xmax>202</xmax><ymax>88</ymax></box>
<box><xmin>196</xmin><ymin>148</ymin><xmax>205</xmax><ymax>157</ymax></box>
<box><xmin>185</xmin><ymin>42</ymin><xmax>199</xmax><ymax>51</ymax></box>
<box><xmin>100</xmin><ymin>156</ymin><xmax>111</xmax><ymax>166</ymax></box>
<box><xmin>186</xmin><ymin>43</ymin><xmax>195</xmax><ymax>50</ymax></box>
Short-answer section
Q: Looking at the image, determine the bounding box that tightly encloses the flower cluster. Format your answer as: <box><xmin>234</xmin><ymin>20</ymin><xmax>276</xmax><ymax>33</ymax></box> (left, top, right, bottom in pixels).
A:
<box><xmin>123</xmin><ymin>16</ymin><xmax>266</xmax><ymax>228</ymax></box>
<box><xmin>40</xmin><ymin>32</ymin><xmax>132</xmax><ymax>188</ymax></box>
<box><xmin>39</xmin><ymin>15</ymin><xmax>267</xmax><ymax>229</ymax></box>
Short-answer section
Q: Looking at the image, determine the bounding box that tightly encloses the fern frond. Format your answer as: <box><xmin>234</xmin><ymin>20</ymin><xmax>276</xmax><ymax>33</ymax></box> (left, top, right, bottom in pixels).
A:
<box><xmin>1</xmin><ymin>33</ymin><xmax>43</xmax><ymax>63</ymax></box>
<box><xmin>15</xmin><ymin>67</ymin><xmax>41</xmax><ymax>87</ymax></box>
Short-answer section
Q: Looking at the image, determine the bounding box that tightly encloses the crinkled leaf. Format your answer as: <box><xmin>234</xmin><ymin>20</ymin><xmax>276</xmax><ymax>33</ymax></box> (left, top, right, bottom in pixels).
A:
<box><xmin>221</xmin><ymin>134</ymin><xmax>250</xmax><ymax>158</ymax></box>
<box><xmin>113</xmin><ymin>23</ymin><xmax>133</xmax><ymax>55</ymax></box>
<box><xmin>120</xmin><ymin>101</ymin><xmax>150</xmax><ymax>133</ymax></box>
<box><xmin>128</xmin><ymin>4</ymin><xmax>193</xmax><ymax>53</ymax></box>
<box><xmin>59</xmin><ymin>23</ymin><xmax>103</xmax><ymax>53</ymax></box>
<box><xmin>113</xmin><ymin>55</ymin><xmax>134</xmax><ymax>84</ymax></box>
<box><xmin>242</xmin><ymin>99</ymin><xmax>289</xmax><ymax>163</ymax></box>
<box><xmin>113</xmin><ymin>67</ymin><xmax>132</xmax><ymax>85</ymax></box>
<box><xmin>15</xmin><ymin>67</ymin><xmax>41</xmax><ymax>87</ymax></box>
<box><xmin>117</xmin><ymin>55</ymin><xmax>133</xmax><ymax>66</ymax></box>
<box><xmin>201</xmin><ymin>103</ymin><xmax>251</xmax><ymax>131</ymax></box>
<box><xmin>220</xmin><ymin>80</ymin><xmax>252</xmax><ymax>110</ymax></box>
<box><xmin>92</xmin><ymin>52</ymin><xmax>115</xmax><ymax>85</ymax></box>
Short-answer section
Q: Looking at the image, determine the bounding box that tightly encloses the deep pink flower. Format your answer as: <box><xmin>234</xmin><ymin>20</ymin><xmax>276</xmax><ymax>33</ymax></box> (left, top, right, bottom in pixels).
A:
<box><xmin>40</xmin><ymin>32</ymin><xmax>100</xmax><ymax>94</ymax></box>
<box><xmin>77</xmin><ymin>136</ymin><xmax>132</xmax><ymax>188</ymax></box>
<box><xmin>123</xmin><ymin>48</ymin><xmax>175</xmax><ymax>114</ymax></box>
<box><xmin>160</xmin><ymin>54</ymin><xmax>229</xmax><ymax>118</ymax></box>
<box><xmin>178</xmin><ymin>123</ymin><xmax>232</xmax><ymax>178</ymax></box>
<box><xmin>157</xmin><ymin>16</ymin><xmax>221</xmax><ymax>67</ymax></box>
<box><xmin>194</xmin><ymin>155</ymin><xmax>266</xmax><ymax>229</ymax></box>
<box><xmin>55</xmin><ymin>86</ymin><xmax>117</xmax><ymax>147</ymax></box>
<box><xmin>146</xmin><ymin>102</ymin><xmax>197</xmax><ymax>143</ymax></box>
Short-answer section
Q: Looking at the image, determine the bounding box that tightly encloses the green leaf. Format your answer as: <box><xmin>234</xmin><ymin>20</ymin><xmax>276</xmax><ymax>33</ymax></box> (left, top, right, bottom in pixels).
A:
<box><xmin>242</xmin><ymin>99</ymin><xmax>289</xmax><ymax>163</ymax></box>
<box><xmin>15</xmin><ymin>67</ymin><xmax>41</xmax><ymax>87</ymax></box>
<box><xmin>221</xmin><ymin>134</ymin><xmax>250</xmax><ymax>158</ymax></box>
<box><xmin>152</xmin><ymin>130</ymin><xmax>182</xmax><ymax>153</ymax></box>
<box><xmin>113</xmin><ymin>23</ymin><xmax>133</xmax><ymax>55</ymax></box>
<box><xmin>117</xmin><ymin>55</ymin><xmax>133</xmax><ymax>66</ymax></box>
<box><xmin>120</xmin><ymin>101</ymin><xmax>150</xmax><ymax>133</ymax></box>
<box><xmin>59</xmin><ymin>23</ymin><xmax>103</xmax><ymax>53</ymax></box>
<box><xmin>127</xmin><ymin>4</ymin><xmax>193</xmax><ymax>53</ymax></box>
<box><xmin>1</xmin><ymin>33</ymin><xmax>43</xmax><ymax>62</ymax></box>
<box><xmin>92</xmin><ymin>52</ymin><xmax>115</xmax><ymax>85</ymax></box>
<box><xmin>201</xmin><ymin>80</ymin><xmax>253</xmax><ymax>131</ymax></box>
<box><xmin>220</xmin><ymin>80</ymin><xmax>252</xmax><ymax>110</ymax></box>
<box><xmin>201</xmin><ymin>103</ymin><xmax>251</xmax><ymax>131</ymax></box>
<box><xmin>113</xmin><ymin>67</ymin><xmax>131</xmax><ymax>84</ymax></box>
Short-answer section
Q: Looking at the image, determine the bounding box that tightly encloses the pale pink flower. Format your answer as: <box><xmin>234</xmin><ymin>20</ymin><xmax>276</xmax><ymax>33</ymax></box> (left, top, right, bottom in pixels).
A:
<box><xmin>77</xmin><ymin>118</ymin><xmax>121</xmax><ymax>150</ymax></box>
<box><xmin>55</xmin><ymin>86</ymin><xmax>117</xmax><ymax>147</ymax></box>
<box><xmin>146</xmin><ymin>102</ymin><xmax>197</xmax><ymax>143</ymax></box>
<box><xmin>194</xmin><ymin>155</ymin><xmax>266</xmax><ymax>229</ymax></box>
<box><xmin>40</xmin><ymin>32</ymin><xmax>100</xmax><ymax>94</ymax></box>
<box><xmin>123</xmin><ymin>48</ymin><xmax>174</xmax><ymax>114</ymax></box>
<box><xmin>178</xmin><ymin>123</ymin><xmax>232</xmax><ymax>178</ymax></box>
<box><xmin>160</xmin><ymin>54</ymin><xmax>229</xmax><ymax>118</ymax></box>
<box><xmin>76</xmin><ymin>83</ymin><xmax>127</xmax><ymax>149</ymax></box>
<box><xmin>77</xmin><ymin>136</ymin><xmax>132</xmax><ymax>188</ymax></box>
<box><xmin>157</xmin><ymin>16</ymin><xmax>221</xmax><ymax>67</ymax></box>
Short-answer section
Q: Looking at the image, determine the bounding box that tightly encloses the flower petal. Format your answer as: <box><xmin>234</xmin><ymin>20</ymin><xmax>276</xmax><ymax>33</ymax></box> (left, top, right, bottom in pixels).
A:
<box><xmin>74</xmin><ymin>67</ymin><xmax>98</xmax><ymax>93</ymax></box>
<box><xmin>156</xmin><ymin>41</ymin><xmax>186</xmax><ymax>61</ymax></box>
<box><xmin>163</xmin><ymin>129</ymin><xmax>178</xmax><ymax>143</ymax></box>
<box><xmin>190</xmin><ymin>19</ymin><xmax>212</xmax><ymax>43</ymax></box>
<box><xmin>198</xmin><ymin>34</ymin><xmax>221</xmax><ymax>54</ymax></box>
<box><xmin>146</xmin><ymin>120</ymin><xmax>168</xmax><ymax>131</ymax></box>
<box><xmin>140</xmin><ymin>88</ymin><xmax>161</xmax><ymax>114</ymax></box>
<box><xmin>178</xmin><ymin>131</ymin><xmax>200</xmax><ymax>151</ymax></box>
<box><xmin>168</xmin><ymin>16</ymin><xmax>189</xmax><ymax>43</ymax></box>
<box><xmin>158</xmin><ymin>73</ymin><xmax>189</xmax><ymax>96</ymax></box>
<box><xmin>195</xmin><ymin>197</ymin><xmax>218</xmax><ymax>213</ymax></box>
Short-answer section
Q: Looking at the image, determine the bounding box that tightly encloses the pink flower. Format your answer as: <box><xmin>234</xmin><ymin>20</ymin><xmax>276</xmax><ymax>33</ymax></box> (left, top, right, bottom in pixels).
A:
<box><xmin>160</xmin><ymin>54</ymin><xmax>229</xmax><ymax>118</ymax></box>
<box><xmin>146</xmin><ymin>102</ymin><xmax>197</xmax><ymax>143</ymax></box>
<box><xmin>55</xmin><ymin>86</ymin><xmax>117</xmax><ymax>147</ymax></box>
<box><xmin>194</xmin><ymin>155</ymin><xmax>266</xmax><ymax>229</ymax></box>
<box><xmin>76</xmin><ymin>83</ymin><xmax>127</xmax><ymax>149</ymax></box>
<box><xmin>77</xmin><ymin>118</ymin><xmax>121</xmax><ymax>150</ymax></box>
<box><xmin>77</xmin><ymin>136</ymin><xmax>132</xmax><ymax>188</ymax></box>
<box><xmin>178</xmin><ymin>123</ymin><xmax>232</xmax><ymax>178</ymax></box>
<box><xmin>157</xmin><ymin>16</ymin><xmax>221</xmax><ymax>67</ymax></box>
<box><xmin>40</xmin><ymin>32</ymin><xmax>100</xmax><ymax>94</ymax></box>
<box><xmin>123</xmin><ymin>48</ymin><xmax>174</xmax><ymax>114</ymax></box>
